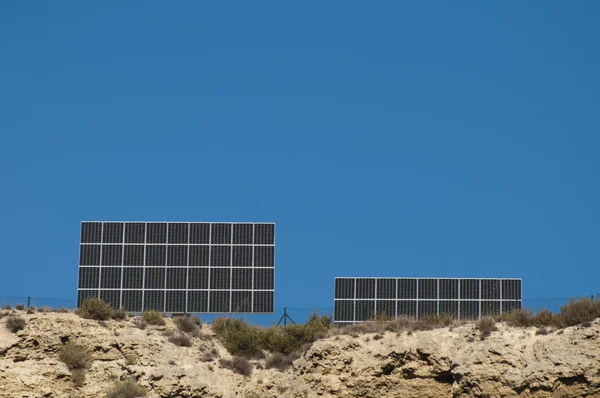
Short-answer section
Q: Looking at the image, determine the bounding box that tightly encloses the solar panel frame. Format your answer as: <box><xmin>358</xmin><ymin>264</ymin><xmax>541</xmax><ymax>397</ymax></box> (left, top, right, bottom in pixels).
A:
<box><xmin>77</xmin><ymin>221</ymin><xmax>275</xmax><ymax>314</ymax></box>
<box><xmin>333</xmin><ymin>277</ymin><xmax>522</xmax><ymax>324</ymax></box>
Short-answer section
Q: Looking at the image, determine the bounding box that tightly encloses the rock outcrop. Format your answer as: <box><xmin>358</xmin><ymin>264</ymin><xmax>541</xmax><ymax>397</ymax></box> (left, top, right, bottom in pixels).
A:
<box><xmin>1</xmin><ymin>311</ymin><xmax>599</xmax><ymax>397</ymax></box>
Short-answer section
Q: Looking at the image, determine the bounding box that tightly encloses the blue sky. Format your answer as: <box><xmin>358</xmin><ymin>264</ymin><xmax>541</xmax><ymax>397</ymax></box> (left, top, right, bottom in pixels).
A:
<box><xmin>1</xmin><ymin>2</ymin><xmax>599</xmax><ymax>316</ymax></box>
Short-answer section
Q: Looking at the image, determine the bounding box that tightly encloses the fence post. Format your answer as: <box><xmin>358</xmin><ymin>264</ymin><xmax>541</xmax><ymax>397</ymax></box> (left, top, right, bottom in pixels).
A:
<box><xmin>27</xmin><ymin>296</ymin><xmax>31</xmax><ymax>308</ymax></box>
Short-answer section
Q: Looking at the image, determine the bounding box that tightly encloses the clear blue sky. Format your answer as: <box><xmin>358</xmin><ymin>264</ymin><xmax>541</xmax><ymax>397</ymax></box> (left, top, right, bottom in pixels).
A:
<box><xmin>1</xmin><ymin>2</ymin><xmax>599</xmax><ymax>315</ymax></box>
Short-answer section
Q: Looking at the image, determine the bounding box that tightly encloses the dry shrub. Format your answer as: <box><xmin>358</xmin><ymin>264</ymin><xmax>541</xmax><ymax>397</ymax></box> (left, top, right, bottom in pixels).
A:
<box><xmin>476</xmin><ymin>318</ymin><xmax>498</xmax><ymax>340</ymax></box>
<box><xmin>107</xmin><ymin>378</ymin><xmax>147</xmax><ymax>398</ymax></box>
<box><xmin>173</xmin><ymin>316</ymin><xmax>200</xmax><ymax>336</ymax></box>
<box><xmin>168</xmin><ymin>333</ymin><xmax>192</xmax><ymax>347</ymax></box>
<box><xmin>373</xmin><ymin>334</ymin><xmax>384</xmax><ymax>341</ymax></box>
<box><xmin>15</xmin><ymin>304</ymin><xmax>25</xmax><ymax>311</ymax></box>
<box><xmin>78</xmin><ymin>298</ymin><xmax>113</xmax><ymax>321</ymax></box>
<box><xmin>220</xmin><ymin>356</ymin><xmax>252</xmax><ymax>376</ymax></box>
<box><xmin>125</xmin><ymin>354</ymin><xmax>137</xmax><ymax>365</ymax></box>
<box><xmin>38</xmin><ymin>306</ymin><xmax>52</xmax><ymax>313</ymax></box>
<box><xmin>142</xmin><ymin>310</ymin><xmax>165</xmax><ymax>326</ymax></box>
<box><xmin>5</xmin><ymin>315</ymin><xmax>26</xmax><ymax>333</ymax></box>
<box><xmin>27</xmin><ymin>308</ymin><xmax>35</xmax><ymax>314</ymax></box>
<box><xmin>4</xmin><ymin>305</ymin><xmax>12</xmax><ymax>310</ymax></box>
<box><xmin>201</xmin><ymin>348</ymin><xmax>219</xmax><ymax>362</ymax></box>
<box><xmin>557</xmin><ymin>297</ymin><xmax>600</xmax><ymax>327</ymax></box>
<box><xmin>59</xmin><ymin>343</ymin><xmax>92</xmax><ymax>370</ymax></box>
<box><xmin>265</xmin><ymin>351</ymin><xmax>301</xmax><ymax>371</ymax></box>
<box><xmin>532</xmin><ymin>309</ymin><xmax>554</xmax><ymax>327</ymax></box>
<box><xmin>112</xmin><ymin>309</ymin><xmax>128</xmax><ymax>321</ymax></box>
<box><xmin>496</xmin><ymin>309</ymin><xmax>533</xmax><ymax>327</ymax></box>
<box><xmin>535</xmin><ymin>327</ymin><xmax>549</xmax><ymax>335</ymax></box>
<box><xmin>72</xmin><ymin>369</ymin><xmax>86</xmax><ymax>387</ymax></box>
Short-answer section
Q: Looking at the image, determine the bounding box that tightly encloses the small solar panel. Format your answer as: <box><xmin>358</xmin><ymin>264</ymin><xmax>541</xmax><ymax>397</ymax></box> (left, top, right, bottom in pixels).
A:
<box><xmin>77</xmin><ymin>222</ymin><xmax>275</xmax><ymax>313</ymax></box>
<box><xmin>334</xmin><ymin>277</ymin><xmax>522</xmax><ymax>324</ymax></box>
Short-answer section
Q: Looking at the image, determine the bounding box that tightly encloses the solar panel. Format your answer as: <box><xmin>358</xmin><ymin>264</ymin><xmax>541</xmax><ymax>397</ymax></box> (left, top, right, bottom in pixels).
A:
<box><xmin>333</xmin><ymin>277</ymin><xmax>522</xmax><ymax>324</ymax></box>
<box><xmin>77</xmin><ymin>222</ymin><xmax>275</xmax><ymax>313</ymax></box>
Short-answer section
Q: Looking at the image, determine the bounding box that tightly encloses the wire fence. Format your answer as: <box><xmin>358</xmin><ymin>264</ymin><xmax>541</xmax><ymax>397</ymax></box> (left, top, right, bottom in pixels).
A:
<box><xmin>1</xmin><ymin>295</ymin><xmax>597</xmax><ymax>326</ymax></box>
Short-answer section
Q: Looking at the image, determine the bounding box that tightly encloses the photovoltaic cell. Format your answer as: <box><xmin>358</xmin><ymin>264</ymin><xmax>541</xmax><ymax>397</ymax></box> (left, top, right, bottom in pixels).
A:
<box><xmin>439</xmin><ymin>279</ymin><xmax>458</xmax><ymax>299</ymax></box>
<box><xmin>460</xmin><ymin>279</ymin><xmax>479</xmax><ymax>300</ymax></box>
<box><xmin>233</xmin><ymin>224</ymin><xmax>253</xmax><ymax>244</ymax></box>
<box><xmin>166</xmin><ymin>268</ymin><xmax>187</xmax><ymax>289</ymax></box>
<box><xmin>209</xmin><ymin>291</ymin><xmax>230</xmax><ymax>312</ymax></box>
<box><xmin>166</xmin><ymin>291</ymin><xmax>186</xmax><ymax>313</ymax></box>
<box><xmin>189</xmin><ymin>223</ymin><xmax>210</xmax><ymax>244</ymax></box>
<box><xmin>144</xmin><ymin>290</ymin><xmax>165</xmax><ymax>312</ymax></box>
<box><xmin>146</xmin><ymin>223</ymin><xmax>167</xmax><ymax>244</ymax></box>
<box><xmin>168</xmin><ymin>223</ymin><xmax>188</xmax><ymax>244</ymax></box>
<box><xmin>418</xmin><ymin>279</ymin><xmax>437</xmax><ymax>299</ymax></box>
<box><xmin>210</xmin><ymin>246</ymin><xmax>231</xmax><ymax>267</ymax></box>
<box><xmin>232</xmin><ymin>291</ymin><xmax>252</xmax><ymax>312</ymax></box>
<box><xmin>100</xmin><ymin>267</ymin><xmax>121</xmax><ymax>289</ymax></box>
<box><xmin>102</xmin><ymin>222</ymin><xmax>123</xmax><ymax>243</ymax></box>
<box><xmin>419</xmin><ymin>300</ymin><xmax>437</xmax><ymax>316</ymax></box>
<box><xmin>356</xmin><ymin>279</ymin><xmax>375</xmax><ymax>299</ymax></box>
<box><xmin>100</xmin><ymin>290</ymin><xmax>120</xmax><ymax>309</ymax></box>
<box><xmin>335</xmin><ymin>278</ymin><xmax>355</xmax><ymax>299</ymax></box>
<box><xmin>78</xmin><ymin>222</ymin><xmax>274</xmax><ymax>313</ymax></box>
<box><xmin>124</xmin><ymin>223</ymin><xmax>145</xmax><ymax>243</ymax></box>
<box><xmin>188</xmin><ymin>291</ymin><xmax>208</xmax><ymax>312</ymax></box>
<box><xmin>189</xmin><ymin>245</ymin><xmax>209</xmax><ymax>267</ymax></box>
<box><xmin>81</xmin><ymin>222</ymin><xmax>102</xmax><ymax>243</ymax></box>
<box><xmin>376</xmin><ymin>279</ymin><xmax>396</xmax><ymax>299</ymax></box>
<box><xmin>482</xmin><ymin>279</ymin><xmax>500</xmax><ymax>299</ymax></box>
<box><xmin>101</xmin><ymin>245</ymin><xmax>122</xmax><ymax>266</ymax></box>
<box><xmin>254</xmin><ymin>246</ymin><xmax>274</xmax><ymax>267</ymax></box>
<box><xmin>376</xmin><ymin>300</ymin><xmax>396</xmax><ymax>317</ymax></box>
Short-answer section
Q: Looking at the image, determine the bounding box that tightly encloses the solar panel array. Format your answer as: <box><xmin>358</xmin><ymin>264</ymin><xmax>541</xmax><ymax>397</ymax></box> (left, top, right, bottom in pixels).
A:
<box><xmin>334</xmin><ymin>277</ymin><xmax>521</xmax><ymax>323</ymax></box>
<box><xmin>78</xmin><ymin>222</ymin><xmax>275</xmax><ymax>313</ymax></box>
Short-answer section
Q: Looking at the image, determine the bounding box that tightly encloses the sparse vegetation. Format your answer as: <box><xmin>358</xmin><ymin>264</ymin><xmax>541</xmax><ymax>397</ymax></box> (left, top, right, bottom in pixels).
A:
<box><xmin>59</xmin><ymin>343</ymin><xmax>92</xmax><ymax>371</ymax></box>
<box><xmin>141</xmin><ymin>310</ymin><xmax>165</xmax><ymax>326</ymax></box>
<box><xmin>71</xmin><ymin>369</ymin><xmax>86</xmax><ymax>387</ymax></box>
<box><xmin>77</xmin><ymin>297</ymin><xmax>114</xmax><ymax>321</ymax></box>
<box><xmin>556</xmin><ymin>297</ymin><xmax>600</xmax><ymax>327</ymax></box>
<box><xmin>125</xmin><ymin>354</ymin><xmax>137</xmax><ymax>365</ymax></box>
<box><xmin>112</xmin><ymin>309</ymin><xmax>128</xmax><ymax>321</ymax></box>
<box><xmin>265</xmin><ymin>351</ymin><xmax>301</xmax><ymax>371</ymax></box>
<box><xmin>5</xmin><ymin>315</ymin><xmax>26</xmax><ymax>333</ymax></box>
<box><xmin>27</xmin><ymin>307</ymin><xmax>35</xmax><ymax>314</ymax></box>
<box><xmin>219</xmin><ymin>356</ymin><xmax>253</xmax><ymax>376</ymax></box>
<box><xmin>476</xmin><ymin>318</ymin><xmax>498</xmax><ymax>340</ymax></box>
<box><xmin>532</xmin><ymin>309</ymin><xmax>554</xmax><ymax>327</ymax></box>
<box><xmin>536</xmin><ymin>327</ymin><xmax>549</xmax><ymax>335</ymax></box>
<box><xmin>4</xmin><ymin>305</ymin><xmax>12</xmax><ymax>310</ymax></box>
<box><xmin>496</xmin><ymin>309</ymin><xmax>533</xmax><ymax>327</ymax></box>
<box><xmin>15</xmin><ymin>304</ymin><xmax>25</xmax><ymax>311</ymax></box>
<box><xmin>168</xmin><ymin>333</ymin><xmax>193</xmax><ymax>347</ymax></box>
<box><xmin>173</xmin><ymin>315</ymin><xmax>200</xmax><ymax>336</ymax></box>
<box><xmin>106</xmin><ymin>378</ymin><xmax>147</xmax><ymax>398</ymax></box>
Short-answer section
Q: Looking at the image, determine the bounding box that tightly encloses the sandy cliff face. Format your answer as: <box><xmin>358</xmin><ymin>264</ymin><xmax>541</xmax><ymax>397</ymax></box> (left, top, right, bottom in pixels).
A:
<box><xmin>0</xmin><ymin>312</ymin><xmax>599</xmax><ymax>398</ymax></box>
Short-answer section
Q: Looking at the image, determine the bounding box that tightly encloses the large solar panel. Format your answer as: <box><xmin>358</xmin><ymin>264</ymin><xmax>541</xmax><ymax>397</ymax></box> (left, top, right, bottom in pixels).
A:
<box><xmin>334</xmin><ymin>277</ymin><xmax>521</xmax><ymax>324</ymax></box>
<box><xmin>78</xmin><ymin>222</ymin><xmax>275</xmax><ymax>313</ymax></box>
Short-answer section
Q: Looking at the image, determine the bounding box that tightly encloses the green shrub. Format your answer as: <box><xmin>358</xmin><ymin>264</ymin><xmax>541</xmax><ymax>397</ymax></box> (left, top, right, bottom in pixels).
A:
<box><xmin>78</xmin><ymin>298</ymin><xmax>113</xmax><ymax>321</ymax></box>
<box><xmin>168</xmin><ymin>333</ymin><xmax>192</xmax><ymax>347</ymax></box>
<box><xmin>497</xmin><ymin>309</ymin><xmax>533</xmax><ymax>327</ymax></box>
<box><xmin>219</xmin><ymin>356</ymin><xmax>252</xmax><ymax>376</ymax></box>
<box><xmin>558</xmin><ymin>297</ymin><xmax>600</xmax><ymax>327</ymax></box>
<box><xmin>107</xmin><ymin>378</ymin><xmax>147</xmax><ymax>398</ymax></box>
<box><xmin>5</xmin><ymin>315</ymin><xmax>26</xmax><ymax>333</ymax></box>
<box><xmin>476</xmin><ymin>318</ymin><xmax>498</xmax><ymax>340</ymax></box>
<box><xmin>173</xmin><ymin>316</ymin><xmax>200</xmax><ymax>336</ymax></box>
<box><xmin>141</xmin><ymin>310</ymin><xmax>165</xmax><ymax>326</ymax></box>
<box><xmin>59</xmin><ymin>343</ymin><xmax>92</xmax><ymax>370</ymax></box>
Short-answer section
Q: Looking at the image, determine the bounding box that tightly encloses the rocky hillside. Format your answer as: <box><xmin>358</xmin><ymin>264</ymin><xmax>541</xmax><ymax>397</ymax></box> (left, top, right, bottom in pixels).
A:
<box><xmin>1</xmin><ymin>310</ymin><xmax>599</xmax><ymax>397</ymax></box>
